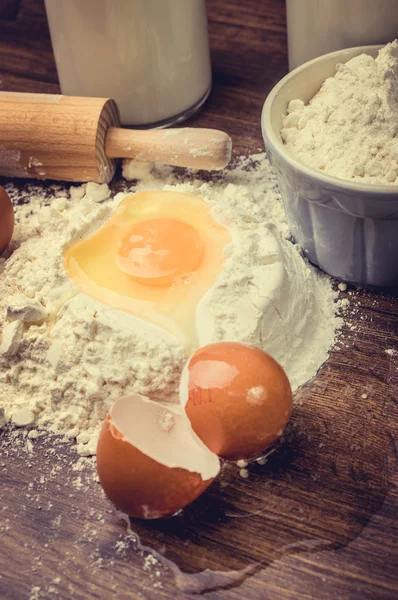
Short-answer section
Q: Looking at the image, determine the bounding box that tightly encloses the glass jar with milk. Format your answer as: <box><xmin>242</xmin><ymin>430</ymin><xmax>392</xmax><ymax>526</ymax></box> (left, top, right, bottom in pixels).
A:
<box><xmin>44</xmin><ymin>0</ymin><xmax>212</xmax><ymax>127</ymax></box>
<box><xmin>286</xmin><ymin>0</ymin><xmax>398</xmax><ymax>70</ymax></box>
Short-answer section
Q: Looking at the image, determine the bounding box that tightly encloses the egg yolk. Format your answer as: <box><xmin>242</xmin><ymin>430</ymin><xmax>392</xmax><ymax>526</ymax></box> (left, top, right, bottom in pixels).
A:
<box><xmin>64</xmin><ymin>191</ymin><xmax>231</xmax><ymax>354</ymax></box>
<box><xmin>184</xmin><ymin>342</ymin><xmax>293</xmax><ymax>460</ymax></box>
<box><xmin>116</xmin><ymin>218</ymin><xmax>204</xmax><ymax>285</ymax></box>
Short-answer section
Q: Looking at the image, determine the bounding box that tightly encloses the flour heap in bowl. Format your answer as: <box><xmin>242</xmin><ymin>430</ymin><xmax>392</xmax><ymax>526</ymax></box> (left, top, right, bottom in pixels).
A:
<box><xmin>281</xmin><ymin>40</ymin><xmax>398</xmax><ymax>185</ymax></box>
<box><xmin>0</xmin><ymin>154</ymin><xmax>342</xmax><ymax>456</ymax></box>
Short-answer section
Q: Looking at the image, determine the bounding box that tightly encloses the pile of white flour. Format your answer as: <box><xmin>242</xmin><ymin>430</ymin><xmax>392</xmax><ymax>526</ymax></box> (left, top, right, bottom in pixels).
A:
<box><xmin>0</xmin><ymin>154</ymin><xmax>342</xmax><ymax>456</ymax></box>
<box><xmin>281</xmin><ymin>40</ymin><xmax>398</xmax><ymax>185</ymax></box>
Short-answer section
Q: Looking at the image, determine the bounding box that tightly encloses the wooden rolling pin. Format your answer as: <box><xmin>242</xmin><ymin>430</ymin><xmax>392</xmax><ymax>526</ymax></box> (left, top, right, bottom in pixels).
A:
<box><xmin>0</xmin><ymin>92</ymin><xmax>232</xmax><ymax>183</ymax></box>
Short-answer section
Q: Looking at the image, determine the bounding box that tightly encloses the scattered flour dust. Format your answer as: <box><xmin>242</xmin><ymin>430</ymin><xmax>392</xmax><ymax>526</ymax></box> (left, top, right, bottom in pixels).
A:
<box><xmin>281</xmin><ymin>40</ymin><xmax>398</xmax><ymax>185</ymax></box>
<box><xmin>0</xmin><ymin>154</ymin><xmax>343</xmax><ymax>456</ymax></box>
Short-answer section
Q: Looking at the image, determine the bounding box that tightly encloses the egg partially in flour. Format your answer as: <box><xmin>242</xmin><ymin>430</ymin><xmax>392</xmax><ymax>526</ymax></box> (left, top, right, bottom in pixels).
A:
<box><xmin>64</xmin><ymin>191</ymin><xmax>231</xmax><ymax>353</ymax></box>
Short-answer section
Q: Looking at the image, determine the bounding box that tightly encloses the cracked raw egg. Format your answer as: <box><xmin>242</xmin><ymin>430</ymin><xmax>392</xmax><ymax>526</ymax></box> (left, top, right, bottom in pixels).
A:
<box><xmin>64</xmin><ymin>191</ymin><xmax>231</xmax><ymax>354</ymax></box>
<box><xmin>0</xmin><ymin>186</ymin><xmax>14</xmax><ymax>254</ymax></box>
<box><xmin>96</xmin><ymin>394</ymin><xmax>220</xmax><ymax>519</ymax></box>
<box><xmin>180</xmin><ymin>342</ymin><xmax>293</xmax><ymax>461</ymax></box>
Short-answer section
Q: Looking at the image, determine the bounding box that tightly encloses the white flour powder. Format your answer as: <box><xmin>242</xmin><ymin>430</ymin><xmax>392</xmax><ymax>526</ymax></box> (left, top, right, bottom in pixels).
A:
<box><xmin>281</xmin><ymin>40</ymin><xmax>398</xmax><ymax>184</ymax></box>
<box><xmin>0</xmin><ymin>155</ymin><xmax>342</xmax><ymax>456</ymax></box>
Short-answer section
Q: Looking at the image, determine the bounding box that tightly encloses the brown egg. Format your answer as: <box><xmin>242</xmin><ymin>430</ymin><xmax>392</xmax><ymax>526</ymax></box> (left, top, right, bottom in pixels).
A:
<box><xmin>0</xmin><ymin>186</ymin><xmax>14</xmax><ymax>254</ymax></box>
<box><xmin>96</xmin><ymin>394</ymin><xmax>220</xmax><ymax>519</ymax></box>
<box><xmin>181</xmin><ymin>342</ymin><xmax>293</xmax><ymax>461</ymax></box>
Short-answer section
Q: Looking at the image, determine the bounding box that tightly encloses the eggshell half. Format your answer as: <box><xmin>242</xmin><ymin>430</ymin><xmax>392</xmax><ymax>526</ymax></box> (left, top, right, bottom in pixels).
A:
<box><xmin>96</xmin><ymin>394</ymin><xmax>220</xmax><ymax>519</ymax></box>
<box><xmin>0</xmin><ymin>186</ymin><xmax>14</xmax><ymax>254</ymax></box>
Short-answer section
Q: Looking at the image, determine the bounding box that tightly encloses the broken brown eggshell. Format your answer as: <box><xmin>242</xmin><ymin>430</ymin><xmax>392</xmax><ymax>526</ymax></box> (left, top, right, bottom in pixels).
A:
<box><xmin>96</xmin><ymin>393</ymin><xmax>220</xmax><ymax>519</ymax></box>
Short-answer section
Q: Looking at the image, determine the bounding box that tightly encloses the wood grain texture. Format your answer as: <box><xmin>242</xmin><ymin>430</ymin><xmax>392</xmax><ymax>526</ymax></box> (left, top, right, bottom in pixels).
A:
<box><xmin>0</xmin><ymin>1</ymin><xmax>397</xmax><ymax>599</ymax></box>
<box><xmin>0</xmin><ymin>90</ymin><xmax>230</xmax><ymax>178</ymax></box>
<box><xmin>105</xmin><ymin>127</ymin><xmax>232</xmax><ymax>171</ymax></box>
<box><xmin>0</xmin><ymin>92</ymin><xmax>119</xmax><ymax>182</ymax></box>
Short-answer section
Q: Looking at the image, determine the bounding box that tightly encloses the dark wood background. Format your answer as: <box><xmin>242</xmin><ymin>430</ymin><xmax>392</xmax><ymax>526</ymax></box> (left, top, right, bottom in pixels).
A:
<box><xmin>1</xmin><ymin>1</ymin><xmax>397</xmax><ymax>599</ymax></box>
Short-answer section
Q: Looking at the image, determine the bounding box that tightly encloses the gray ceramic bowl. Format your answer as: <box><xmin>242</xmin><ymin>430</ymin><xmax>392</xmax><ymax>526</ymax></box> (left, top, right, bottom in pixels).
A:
<box><xmin>262</xmin><ymin>45</ymin><xmax>398</xmax><ymax>287</ymax></box>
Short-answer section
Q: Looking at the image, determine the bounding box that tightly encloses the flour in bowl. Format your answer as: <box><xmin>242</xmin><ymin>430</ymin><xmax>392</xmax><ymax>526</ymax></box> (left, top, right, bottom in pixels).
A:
<box><xmin>0</xmin><ymin>155</ymin><xmax>342</xmax><ymax>455</ymax></box>
<box><xmin>281</xmin><ymin>40</ymin><xmax>398</xmax><ymax>185</ymax></box>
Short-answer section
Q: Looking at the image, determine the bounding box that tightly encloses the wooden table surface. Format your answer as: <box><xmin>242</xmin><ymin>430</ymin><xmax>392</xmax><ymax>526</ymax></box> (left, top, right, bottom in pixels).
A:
<box><xmin>1</xmin><ymin>1</ymin><xmax>397</xmax><ymax>599</ymax></box>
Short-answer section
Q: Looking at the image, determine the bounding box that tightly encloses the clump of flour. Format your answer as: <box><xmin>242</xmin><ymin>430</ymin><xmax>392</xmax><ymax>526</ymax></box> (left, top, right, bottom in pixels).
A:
<box><xmin>281</xmin><ymin>40</ymin><xmax>398</xmax><ymax>184</ymax></box>
<box><xmin>0</xmin><ymin>156</ymin><xmax>343</xmax><ymax>455</ymax></box>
